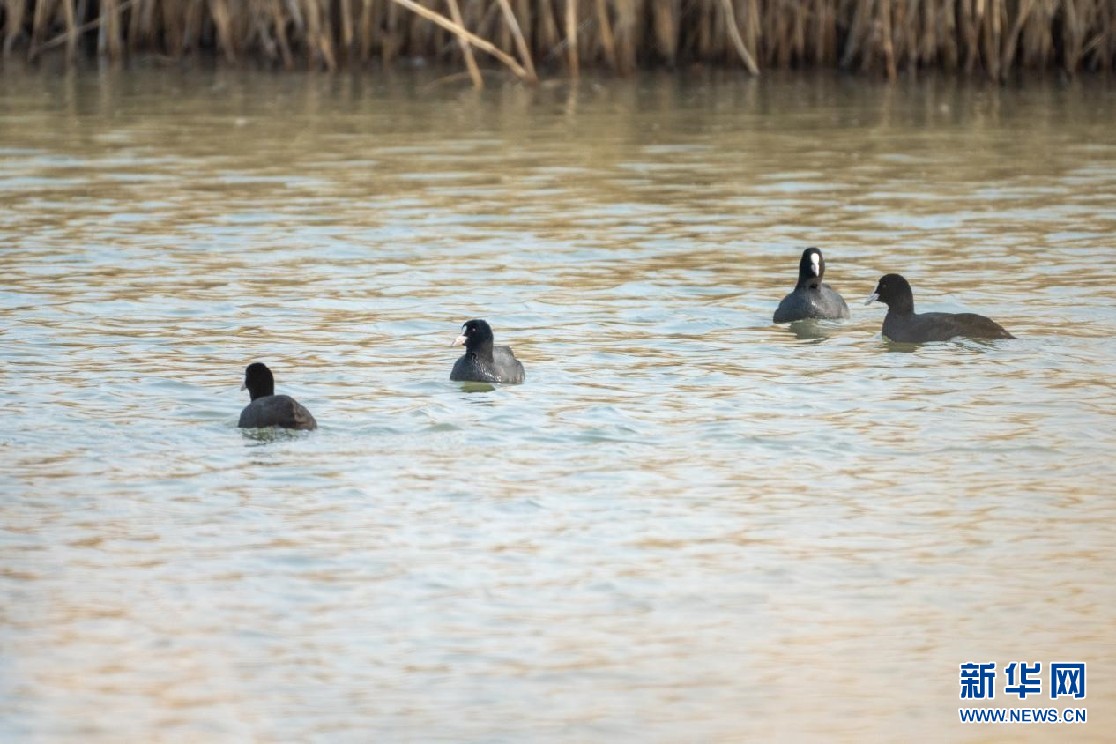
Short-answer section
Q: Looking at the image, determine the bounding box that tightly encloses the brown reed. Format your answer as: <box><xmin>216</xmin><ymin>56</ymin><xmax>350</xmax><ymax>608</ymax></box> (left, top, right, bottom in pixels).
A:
<box><xmin>5</xmin><ymin>0</ymin><xmax>1114</xmax><ymax>82</ymax></box>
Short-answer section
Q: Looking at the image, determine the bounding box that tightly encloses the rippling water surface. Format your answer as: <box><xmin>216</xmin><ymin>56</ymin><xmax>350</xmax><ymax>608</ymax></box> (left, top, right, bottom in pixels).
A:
<box><xmin>2</xmin><ymin>69</ymin><xmax>1115</xmax><ymax>741</ymax></box>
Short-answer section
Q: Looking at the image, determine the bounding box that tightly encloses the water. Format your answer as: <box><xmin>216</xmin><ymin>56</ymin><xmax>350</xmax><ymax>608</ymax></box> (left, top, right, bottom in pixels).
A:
<box><xmin>2</xmin><ymin>68</ymin><xmax>1115</xmax><ymax>741</ymax></box>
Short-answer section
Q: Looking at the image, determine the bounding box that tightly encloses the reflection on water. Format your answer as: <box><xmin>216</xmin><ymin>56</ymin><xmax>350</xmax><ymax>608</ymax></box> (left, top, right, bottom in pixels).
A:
<box><xmin>2</xmin><ymin>69</ymin><xmax>1115</xmax><ymax>741</ymax></box>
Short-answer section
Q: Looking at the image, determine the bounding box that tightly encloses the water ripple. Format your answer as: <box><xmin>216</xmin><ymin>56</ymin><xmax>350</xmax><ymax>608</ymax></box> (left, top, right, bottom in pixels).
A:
<box><xmin>1</xmin><ymin>69</ymin><xmax>1115</xmax><ymax>742</ymax></box>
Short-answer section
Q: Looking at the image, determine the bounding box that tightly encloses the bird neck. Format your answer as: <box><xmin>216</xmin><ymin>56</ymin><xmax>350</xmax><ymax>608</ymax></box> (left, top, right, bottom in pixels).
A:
<box><xmin>467</xmin><ymin>340</ymin><xmax>495</xmax><ymax>362</ymax></box>
<box><xmin>250</xmin><ymin>383</ymin><xmax>274</xmax><ymax>400</ymax></box>
<box><xmin>887</xmin><ymin>296</ymin><xmax>915</xmax><ymax>315</ymax></box>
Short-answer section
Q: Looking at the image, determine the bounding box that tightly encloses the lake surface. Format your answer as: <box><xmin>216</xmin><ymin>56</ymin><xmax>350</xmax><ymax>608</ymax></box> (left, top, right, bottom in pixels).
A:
<box><xmin>1</xmin><ymin>68</ymin><xmax>1114</xmax><ymax>741</ymax></box>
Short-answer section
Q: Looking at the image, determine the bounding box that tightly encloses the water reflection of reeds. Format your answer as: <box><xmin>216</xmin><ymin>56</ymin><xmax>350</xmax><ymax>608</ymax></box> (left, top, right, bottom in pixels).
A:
<box><xmin>4</xmin><ymin>0</ymin><xmax>1114</xmax><ymax>81</ymax></box>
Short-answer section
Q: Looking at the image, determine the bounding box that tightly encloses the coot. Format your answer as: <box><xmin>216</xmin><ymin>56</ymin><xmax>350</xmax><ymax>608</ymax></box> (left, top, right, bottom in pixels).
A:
<box><xmin>238</xmin><ymin>362</ymin><xmax>317</xmax><ymax>430</ymax></box>
<box><xmin>773</xmin><ymin>247</ymin><xmax>850</xmax><ymax>323</ymax></box>
<box><xmin>450</xmin><ymin>319</ymin><xmax>525</xmax><ymax>384</ymax></box>
<box><xmin>865</xmin><ymin>273</ymin><xmax>1014</xmax><ymax>343</ymax></box>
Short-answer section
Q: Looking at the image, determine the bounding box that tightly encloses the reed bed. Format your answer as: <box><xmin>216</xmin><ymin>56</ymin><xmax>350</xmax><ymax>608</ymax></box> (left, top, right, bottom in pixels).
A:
<box><xmin>3</xmin><ymin>0</ymin><xmax>1114</xmax><ymax>81</ymax></box>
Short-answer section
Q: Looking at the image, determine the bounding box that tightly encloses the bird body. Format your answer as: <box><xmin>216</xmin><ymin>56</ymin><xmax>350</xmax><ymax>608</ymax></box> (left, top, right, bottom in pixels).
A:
<box><xmin>867</xmin><ymin>274</ymin><xmax>1014</xmax><ymax>343</ymax></box>
<box><xmin>238</xmin><ymin>394</ymin><xmax>317</xmax><ymax>430</ymax></box>
<box><xmin>882</xmin><ymin>310</ymin><xmax>1013</xmax><ymax>343</ymax></box>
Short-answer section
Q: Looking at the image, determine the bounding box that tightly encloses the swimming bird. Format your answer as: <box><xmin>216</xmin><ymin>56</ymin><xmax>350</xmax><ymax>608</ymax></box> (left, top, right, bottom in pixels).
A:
<box><xmin>773</xmin><ymin>247</ymin><xmax>850</xmax><ymax>323</ymax></box>
<box><xmin>450</xmin><ymin>319</ymin><xmax>525</xmax><ymax>384</ymax></box>
<box><xmin>865</xmin><ymin>273</ymin><xmax>1015</xmax><ymax>343</ymax></box>
<box><xmin>238</xmin><ymin>362</ymin><xmax>317</xmax><ymax>430</ymax></box>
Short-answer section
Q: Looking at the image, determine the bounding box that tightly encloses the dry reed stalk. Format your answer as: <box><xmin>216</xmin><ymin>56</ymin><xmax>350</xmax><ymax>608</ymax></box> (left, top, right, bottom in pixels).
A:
<box><xmin>917</xmin><ymin>0</ymin><xmax>931</xmax><ymax>65</ymax></box>
<box><xmin>891</xmin><ymin>0</ymin><xmax>903</xmax><ymax>69</ymax></box>
<box><xmin>62</xmin><ymin>0</ymin><xmax>78</xmax><ymax>61</ymax></box>
<box><xmin>184</xmin><ymin>0</ymin><xmax>205</xmax><ymax>56</ymax></box>
<box><xmin>767</xmin><ymin>0</ymin><xmax>784</xmax><ymax>66</ymax></box>
<box><xmin>745</xmin><ymin>0</ymin><xmax>759</xmax><ymax>66</ymax></box>
<box><xmin>985</xmin><ymin>0</ymin><xmax>1002</xmax><ymax>78</ymax></box>
<box><xmin>880</xmin><ymin>0</ymin><xmax>898</xmax><ymax>78</ymax></box>
<box><xmin>619</xmin><ymin>0</ymin><xmax>642</xmax><ymax>73</ymax></box>
<box><xmin>161</xmin><ymin>0</ymin><xmax>180</xmax><ymax>55</ymax></box>
<box><xmin>1002</xmin><ymin>0</ymin><xmax>1034</xmax><ymax>74</ymax></box>
<box><xmin>271</xmin><ymin>0</ymin><xmax>295</xmax><ymax>68</ymax></box>
<box><xmin>1062</xmin><ymin>0</ymin><xmax>1083</xmax><ymax>71</ymax></box>
<box><xmin>826</xmin><ymin>0</ymin><xmax>839</xmax><ymax>64</ymax></box>
<box><xmin>792</xmin><ymin>0</ymin><xmax>806</xmax><ymax>62</ymax></box>
<box><xmin>1080</xmin><ymin>0</ymin><xmax>1098</xmax><ymax>69</ymax></box>
<box><xmin>98</xmin><ymin>0</ymin><xmax>122</xmax><ymax>61</ymax></box>
<box><xmin>29</xmin><ymin>0</ymin><xmax>54</xmax><ymax>58</ymax></box>
<box><xmin>902</xmin><ymin>0</ymin><xmax>917</xmax><ymax>68</ymax></box>
<box><xmin>941</xmin><ymin>0</ymin><xmax>958</xmax><ymax>69</ymax></box>
<box><xmin>566</xmin><ymin>0</ymin><xmax>579</xmax><ymax>74</ymax></box>
<box><xmin>249</xmin><ymin>6</ymin><xmax>276</xmax><ymax>61</ymax></box>
<box><xmin>536</xmin><ymin>0</ymin><xmax>560</xmax><ymax>57</ymax></box>
<box><xmin>780</xmin><ymin>0</ymin><xmax>794</xmax><ymax>66</ymax></box>
<box><xmin>210</xmin><ymin>0</ymin><xmax>237</xmax><ymax>62</ymax></box>
<box><xmin>383</xmin><ymin>0</ymin><xmax>399</xmax><ymax>65</ymax></box>
<box><xmin>320</xmin><ymin>0</ymin><xmax>338</xmax><ymax>70</ymax></box>
<box><xmin>1101</xmin><ymin>0</ymin><xmax>1114</xmax><ymax>69</ymax></box>
<box><xmin>1104</xmin><ymin>21</ymin><xmax>1114</xmax><ymax>70</ymax></box>
<box><xmin>811</xmin><ymin>0</ymin><xmax>829</xmax><ymax>64</ymax></box>
<box><xmin>695</xmin><ymin>0</ymin><xmax>711</xmax><ymax>59</ymax></box>
<box><xmin>33</xmin><ymin>0</ymin><xmax>139</xmax><ymax>57</ymax></box>
<box><xmin>721</xmin><ymin>0</ymin><xmax>761</xmax><ymax>71</ymax></box>
<box><xmin>75</xmin><ymin>0</ymin><xmax>89</xmax><ymax>38</ymax></box>
<box><xmin>961</xmin><ymin>0</ymin><xmax>977</xmax><ymax>72</ymax></box>
<box><xmin>497</xmin><ymin>0</ymin><xmax>539</xmax><ymax>80</ymax></box>
<box><xmin>358</xmin><ymin>0</ymin><xmax>373</xmax><ymax>61</ymax></box>
<box><xmin>247</xmin><ymin>0</ymin><xmax>271</xmax><ymax>61</ymax></box>
<box><xmin>489</xmin><ymin>5</ymin><xmax>508</xmax><ymax>52</ymax></box>
<box><xmin>513</xmin><ymin>0</ymin><xmax>533</xmax><ymax>50</ymax></box>
<box><xmin>339</xmin><ymin>0</ymin><xmax>355</xmax><ymax>60</ymax></box>
<box><xmin>407</xmin><ymin>0</ymin><xmax>433</xmax><ymax>52</ymax></box>
<box><xmin>594</xmin><ymin>0</ymin><xmax>617</xmax><ymax>67</ymax></box>
<box><xmin>305</xmin><ymin>0</ymin><xmax>321</xmax><ymax>66</ymax></box>
<box><xmin>840</xmin><ymin>0</ymin><xmax>871</xmax><ymax>69</ymax></box>
<box><xmin>127</xmin><ymin>0</ymin><xmax>142</xmax><ymax>50</ymax></box>
<box><xmin>306</xmin><ymin>0</ymin><xmax>337</xmax><ymax>70</ymax></box>
<box><xmin>468</xmin><ymin>1</ymin><xmax>496</xmax><ymax>58</ymax></box>
<box><xmin>1022</xmin><ymin>1</ymin><xmax>1040</xmax><ymax>68</ymax></box>
<box><xmin>390</xmin><ymin>0</ymin><xmax>534</xmax><ymax>79</ymax></box>
<box><xmin>284</xmin><ymin>0</ymin><xmax>306</xmax><ymax>44</ymax></box>
<box><xmin>446</xmin><ymin>0</ymin><xmax>484</xmax><ymax>86</ymax></box>
<box><xmin>925</xmin><ymin>0</ymin><xmax>940</xmax><ymax>66</ymax></box>
<box><xmin>915</xmin><ymin>0</ymin><xmax>928</xmax><ymax>67</ymax></box>
<box><xmin>914</xmin><ymin>0</ymin><xmax>924</xmax><ymax>66</ymax></box>
<box><xmin>652</xmin><ymin>0</ymin><xmax>677</xmax><ymax>64</ymax></box>
<box><xmin>3</xmin><ymin>0</ymin><xmax>25</xmax><ymax>57</ymax></box>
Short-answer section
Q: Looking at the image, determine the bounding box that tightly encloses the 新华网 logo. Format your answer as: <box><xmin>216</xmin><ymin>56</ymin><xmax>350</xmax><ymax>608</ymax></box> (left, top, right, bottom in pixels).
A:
<box><xmin>958</xmin><ymin>661</ymin><xmax>1087</xmax><ymax>725</ymax></box>
<box><xmin>959</xmin><ymin>661</ymin><xmax>1085</xmax><ymax>700</ymax></box>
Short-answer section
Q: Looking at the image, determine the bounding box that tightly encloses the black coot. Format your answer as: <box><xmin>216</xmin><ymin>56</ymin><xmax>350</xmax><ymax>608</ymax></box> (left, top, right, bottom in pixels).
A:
<box><xmin>450</xmin><ymin>319</ymin><xmax>525</xmax><ymax>384</ymax></box>
<box><xmin>866</xmin><ymin>273</ymin><xmax>1015</xmax><ymax>343</ymax></box>
<box><xmin>773</xmin><ymin>247</ymin><xmax>850</xmax><ymax>323</ymax></box>
<box><xmin>238</xmin><ymin>362</ymin><xmax>317</xmax><ymax>430</ymax></box>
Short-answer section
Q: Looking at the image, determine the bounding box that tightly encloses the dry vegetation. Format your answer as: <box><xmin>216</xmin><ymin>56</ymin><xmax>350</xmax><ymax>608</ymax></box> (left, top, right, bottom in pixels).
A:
<box><xmin>2</xmin><ymin>0</ymin><xmax>1113</xmax><ymax>82</ymax></box>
